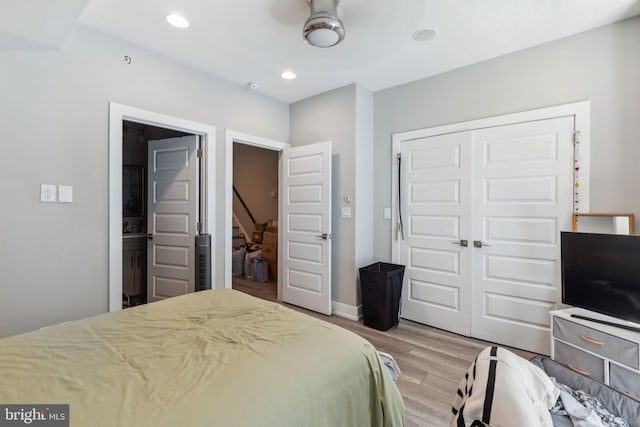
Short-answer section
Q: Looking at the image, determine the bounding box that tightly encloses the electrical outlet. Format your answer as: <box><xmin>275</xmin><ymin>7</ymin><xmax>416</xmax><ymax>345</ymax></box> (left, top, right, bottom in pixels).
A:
<box><xmin>383</xmin><ymin>208</ymin><xmax>391</xmax><ymax>219</ymax></box>
<box><xmin>40</xmin><ymin>184</ymin><xmax>57</xmax><ymax>203</ymax></box>
<box><xmin>341</xmin><ymin>207</ymin><xmax>352</xmax><ymax>219</ymax></box>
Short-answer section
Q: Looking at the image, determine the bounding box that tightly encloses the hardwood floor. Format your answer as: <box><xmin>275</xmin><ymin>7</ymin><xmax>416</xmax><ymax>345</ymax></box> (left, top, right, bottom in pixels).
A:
<box><xmin>232</xmin><ymin>277</ymin><xmax>535</xmax><ymax>426</ymax></box>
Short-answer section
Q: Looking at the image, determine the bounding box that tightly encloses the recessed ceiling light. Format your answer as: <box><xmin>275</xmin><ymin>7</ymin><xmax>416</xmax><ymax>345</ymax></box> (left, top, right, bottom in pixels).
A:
<box><xmin>281</xmin><ymin>71</ymin><xmax>297</xmax><ymax>80</ymax></box>
<box><xmin>412</xmin><ymin>28</ymin><xmax>438</xmax><ymax>42</ymax></box>
<box><xmin>166</xmin><ymin>14</ymin><xmax>190</xmax><ymax>29</ymax></box>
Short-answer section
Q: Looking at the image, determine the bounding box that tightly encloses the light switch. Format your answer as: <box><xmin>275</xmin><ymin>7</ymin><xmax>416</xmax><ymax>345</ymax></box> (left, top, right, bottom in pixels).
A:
<box><xmin>40</xmin><ymin>184</ymin><xmax>57</xmax><ymax>203</ymax></box>
<box><xmin>341</xmin><ymin>207</ymin><xmax>352</xmax><ymax>219</ymax></box>
<box><xmin>383</xmin><ymin>208</ymin><xmax>391</xmax><ymax>219</ymax></box>
<box><xmin>59</xmin><ymin>185</ymin><xmax>73</xmax><ymax>203</ymax></box>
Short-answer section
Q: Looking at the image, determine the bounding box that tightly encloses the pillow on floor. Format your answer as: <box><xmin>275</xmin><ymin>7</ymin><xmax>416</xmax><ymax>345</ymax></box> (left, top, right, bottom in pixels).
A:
<box><xmin>451</xmin><ymin>346</ymin><xmax>559</xmax><ymax>427</ymax></box>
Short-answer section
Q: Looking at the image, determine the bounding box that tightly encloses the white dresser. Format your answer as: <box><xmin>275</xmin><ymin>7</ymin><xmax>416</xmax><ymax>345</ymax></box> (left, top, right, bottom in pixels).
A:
<box><xmin>550</xmin><ymin>308</ymin><xmax>640</xmax><ymax>399</ymax></box>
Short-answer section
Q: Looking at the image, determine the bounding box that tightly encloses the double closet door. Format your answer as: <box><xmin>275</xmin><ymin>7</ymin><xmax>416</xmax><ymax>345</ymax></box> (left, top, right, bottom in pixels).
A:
<box><xmin>398</xmin><ymin>116</ymin><xmax>574</xmax><ymax>354</ymax></box>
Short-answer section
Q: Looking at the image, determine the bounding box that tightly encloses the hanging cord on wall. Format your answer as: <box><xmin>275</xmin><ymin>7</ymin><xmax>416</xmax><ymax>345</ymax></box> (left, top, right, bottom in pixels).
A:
<box><xmin>573</xmin><ymin>130</ymin><xmax>581</xmax><ymax>228</ymax></box>
<box><xmin>397</xmin><ymin>153</ymin><xmax>405</xmax><ymax>240</ymax></box>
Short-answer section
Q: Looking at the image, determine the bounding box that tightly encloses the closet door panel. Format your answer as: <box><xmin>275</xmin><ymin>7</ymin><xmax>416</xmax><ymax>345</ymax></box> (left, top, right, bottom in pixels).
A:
<box><xmin>470</xmin><ymin>116</ymin><xmax>575</xmax><ymax>355</ymax></box>
<box><xmin>399</xmin><ymin>132</ymin><xmax>473</xmax><ymax>336</ymax></box>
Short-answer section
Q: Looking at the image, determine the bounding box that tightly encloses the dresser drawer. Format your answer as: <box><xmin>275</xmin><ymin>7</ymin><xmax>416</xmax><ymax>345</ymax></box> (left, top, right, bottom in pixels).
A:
<box><xmin>553</xmin><ymin>339</ymin><xmax>605</xmax><ymax>382</ymax></box>
<box><xmin>553</xmin><ymin>317</ymin><xmax>639</xmax><ymax>369</ymax></box>
<box><xmin>609</xmin><ymin>363</ymin><xmax>640</xmax><ymax>399</ymax></box>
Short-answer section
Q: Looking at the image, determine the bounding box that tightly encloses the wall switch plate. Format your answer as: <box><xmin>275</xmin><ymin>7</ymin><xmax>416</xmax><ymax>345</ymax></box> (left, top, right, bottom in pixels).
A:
<box><xmin>383</xmin><ymin>207</ymin><xmax>391</xmax><ymax>219</ymax></box>
<box><xmin>40</xmin><ymin>184</ymin><xmax>57</xmax><ymax>203</ymax></box>
<box><xmin>58</xmin><ymin>185</ymin><xmax>73</xmax><ymax>203</ymax></box>
<box><xmin>341</xmin><ymin>207</ymin><xmax>352</xmax><ymax>219</ymax></box>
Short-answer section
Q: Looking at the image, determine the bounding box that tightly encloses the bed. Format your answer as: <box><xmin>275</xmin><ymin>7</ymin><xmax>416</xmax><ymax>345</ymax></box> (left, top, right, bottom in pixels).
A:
<box><xmin>0</xmin><ymin>289</ymin><xmax>404</xmax><ymax>426</ymax></box>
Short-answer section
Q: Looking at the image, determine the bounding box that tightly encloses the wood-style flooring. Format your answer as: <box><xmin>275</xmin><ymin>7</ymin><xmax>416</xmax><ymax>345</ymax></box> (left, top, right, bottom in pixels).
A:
<box><xmin>232</xmin><ymin>276</ymin><xmax>535</xmax><ymax>427</ymax></box>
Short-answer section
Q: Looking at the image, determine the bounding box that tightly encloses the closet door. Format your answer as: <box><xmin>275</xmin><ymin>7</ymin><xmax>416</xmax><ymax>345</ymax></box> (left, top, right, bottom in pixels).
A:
<box><xmin>399</xmin><ymin>132</ymin><xmax>473</xmax><ymax>335</ymax></box>
<box><xmin>469</xmin><ymin>116</ymin><xmax>574</xmax><ymax>354</ymax></box>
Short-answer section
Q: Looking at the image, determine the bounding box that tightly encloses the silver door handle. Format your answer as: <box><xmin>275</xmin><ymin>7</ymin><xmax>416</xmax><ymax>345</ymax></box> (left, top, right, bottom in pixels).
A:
<box><xmin>451</xmin><ymin>240</ymin><xmax>468</xmax><ymax>247</ymax></box>
<box><xmin>473</xmin><ymin>240</ymin><xmax>490</xmax><ymax>248</ymax></box>
<box><xmin>317</xmin><ymin>233</ymin><xmax>331</xmax><ymax>240</ymax></box>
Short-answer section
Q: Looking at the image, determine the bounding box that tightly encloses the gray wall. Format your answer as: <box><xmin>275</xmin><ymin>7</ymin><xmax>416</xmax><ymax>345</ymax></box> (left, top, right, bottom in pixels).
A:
<box><xmin>290</xmin><ymin>85</ymin><xmax>358</xmax><ymax>306</ymax></box>
<box><xmin>0</xmin><ymin>25</ymin><xmax>288</xmax><ymax>337</ymax></box>
<box><xmin>373</xmin><ymin>16</ymin><xmax>640</xmax><ymax>261</ymax></box>
<box><xmin>290</xmin><ymin>84</ymin><xmax>375</xmax><ymax>309</ymax></box>
<box><xmin>354</xmin><ymin>85</ymin><xmax>375</xmax><ymax>303</ymax></box>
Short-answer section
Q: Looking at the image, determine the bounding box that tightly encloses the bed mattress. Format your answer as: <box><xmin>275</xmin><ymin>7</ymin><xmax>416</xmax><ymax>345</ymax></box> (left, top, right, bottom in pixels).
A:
<box><xmin>0</xmin><ymin>289</ymin><xmax>404</xmax><ymax>427</ymax></box>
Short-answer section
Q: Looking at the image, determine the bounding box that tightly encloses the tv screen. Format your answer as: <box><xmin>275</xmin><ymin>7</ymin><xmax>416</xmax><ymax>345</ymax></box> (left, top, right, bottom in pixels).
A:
<box><xmin>561</xmin><ymin>231</ymin><xmax>640</xmax><ymax>325</ymax></box>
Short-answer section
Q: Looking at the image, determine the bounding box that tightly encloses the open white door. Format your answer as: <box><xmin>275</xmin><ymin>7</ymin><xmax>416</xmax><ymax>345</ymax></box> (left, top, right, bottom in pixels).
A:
<box><xmin>281</xmin><ymin>141</ymin><xmax>332</xmax><ymax>315</ymax></box>
<box><xmin>147</xmin><ymin>135</ymin><xmax>199</xmax><ymax>302</ymax></box>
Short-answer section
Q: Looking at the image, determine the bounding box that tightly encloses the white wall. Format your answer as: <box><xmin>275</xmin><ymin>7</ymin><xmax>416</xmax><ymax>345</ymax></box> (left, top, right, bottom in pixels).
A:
<box><xmin>0</xmin><ymin>25</ymin><xmax>288</xmax><ymax>337</ymax></box>
<box><xmin>373</xmin><ymin>16</ymin><xmax>640</xmax><ymax>261</ymax></box>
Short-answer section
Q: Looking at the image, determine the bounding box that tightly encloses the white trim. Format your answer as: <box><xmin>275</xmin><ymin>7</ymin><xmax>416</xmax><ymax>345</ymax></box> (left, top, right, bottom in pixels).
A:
<box><xmin>391</xmin><ymin>101</ymin><xmax>591</xmax><ymax>263</ymax></box>
<box><xmin>224</xmin><ymin>130</ymin><xmax>289</xmax><ymax>294</ymax></box>
<box><xmin>108</xmin><ymin>102</ymin><xmax>216</xmax><ymax>312</ymax></box>
<box><xmin>331</xmin><ymin>301</ymin><xmax>362</xmax><ymax>321</ymax></box>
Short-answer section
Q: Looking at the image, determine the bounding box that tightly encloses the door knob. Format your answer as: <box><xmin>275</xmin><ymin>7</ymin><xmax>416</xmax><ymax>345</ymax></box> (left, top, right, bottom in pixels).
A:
<box><xmin>473</xmin><ymin>240</ymin><xmax>490</xmax><ymax>248</ymax></box>
<box><xmin>451</xmin><ymin>240</ymin><xmax>468</xmax><ymax>247</ymax></box>
<box><xmin>317</xmin><ymin>233</ymin><xmax>331</xmax><ymax>240</ymax></box>
<box><xmin>148</xmin><ymin>234</ymin><xmax>153</xmax><ymax>240</ymax></box>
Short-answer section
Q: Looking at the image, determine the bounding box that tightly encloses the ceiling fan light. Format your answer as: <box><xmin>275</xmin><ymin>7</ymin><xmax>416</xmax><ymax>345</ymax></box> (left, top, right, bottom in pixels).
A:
<box><xmin>307</xmin><ymin>28</ymin><xmax>340</xmax><ymax>47</ymax></box>
<box><xmin>303</xmin><ymin>0</ymin><xmax>345</xmax><ymax>48</ymax></box>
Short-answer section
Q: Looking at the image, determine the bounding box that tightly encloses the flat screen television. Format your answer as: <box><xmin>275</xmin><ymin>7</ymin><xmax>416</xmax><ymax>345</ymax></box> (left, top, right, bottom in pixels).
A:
<box><xmin>561</xmin><ymin>231</ymin><xmax>640</xmax><ymax>326</ymax></box>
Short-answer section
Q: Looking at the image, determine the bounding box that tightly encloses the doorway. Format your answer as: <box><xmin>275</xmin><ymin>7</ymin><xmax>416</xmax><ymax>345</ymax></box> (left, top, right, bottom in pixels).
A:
<box><xmin>224</xmin><ymin>131</ymin><xmax>334</xmax><ymax>316</ymax></box>
<box><xmin>224</xmin><ymin>131</ymin><xmax>289</xmax><ymax>300</ymax></box>
<box><xmin>108</xmin><ymin>103</ymin><xmax>216</xmax><ymax>312</ymax></box>
<box><xmin>231</xmin><ymin>143</ymin><xmax>279</xmax><ymax>300</ymax></box>
<box><xmin>121</xmin><ymin>121</ymin><xmax>195</xmax><ymax>308</ymax></box>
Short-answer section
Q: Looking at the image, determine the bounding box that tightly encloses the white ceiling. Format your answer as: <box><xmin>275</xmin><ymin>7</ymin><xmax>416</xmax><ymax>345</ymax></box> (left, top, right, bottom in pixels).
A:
<box><xmin>4</xmin><ymin>0</ymin><xmax>640</xmax><ymax>102</ymax></box>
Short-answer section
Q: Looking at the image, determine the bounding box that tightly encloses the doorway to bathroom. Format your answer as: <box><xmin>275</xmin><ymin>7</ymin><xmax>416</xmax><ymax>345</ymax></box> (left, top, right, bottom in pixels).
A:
<box><xmin>108</xmin><ymin>102</ymin><xmax>217</xmax><ymax>313</ymax></box>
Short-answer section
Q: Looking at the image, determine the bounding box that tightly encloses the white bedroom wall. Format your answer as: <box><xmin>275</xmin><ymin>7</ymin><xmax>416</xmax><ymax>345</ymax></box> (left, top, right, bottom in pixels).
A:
<box><xmin>373</xmin><ymin>16</ymin><xmax>640</xmax><ymax>261</ymax></box>
<box><xmin>0</xmin><ymin>25</ymin><xmax>289</xmax><ymax>337</ymax></box>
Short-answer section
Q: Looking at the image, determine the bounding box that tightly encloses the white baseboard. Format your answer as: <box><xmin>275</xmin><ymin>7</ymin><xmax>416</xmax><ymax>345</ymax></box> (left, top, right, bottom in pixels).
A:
<box><xmin>332</xmin><ymin>301</ymin><xmax>362</xmax><ymax>321</ymax></box>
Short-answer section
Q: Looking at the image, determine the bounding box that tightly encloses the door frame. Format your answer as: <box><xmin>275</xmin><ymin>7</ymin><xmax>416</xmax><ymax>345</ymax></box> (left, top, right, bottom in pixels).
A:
<box><xmin>224</xmin><ymin>130</ymin><xmax>289</xmax><ymax>295</ymax></box>
<box><xmin>390</xmin><ymin>100</ymin><xmax>591</xmax><ymax>262</ymax></box>
<box><xmin>108</xmin><ymin>102</ymin><xmax>216</xmax><ymax>312</ymax></box>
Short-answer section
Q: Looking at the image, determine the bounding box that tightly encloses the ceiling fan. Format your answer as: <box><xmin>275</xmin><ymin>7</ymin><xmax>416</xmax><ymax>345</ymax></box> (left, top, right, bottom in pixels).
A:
<box><xmin>303</xmin><ymin>0</ymin><xmax>345</xmax><ymax>48</ymax></box>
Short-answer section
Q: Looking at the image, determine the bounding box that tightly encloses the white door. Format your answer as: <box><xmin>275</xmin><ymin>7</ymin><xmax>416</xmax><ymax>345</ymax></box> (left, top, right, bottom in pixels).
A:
<box><xmin>398</xmin><ymin>116</ymin><xmax>575</xmax><ymax>354</ymax></box>
<box><xmin>147</xmin><ymin>135</ymin><xmax>199</xmax><ymax>302</ymax></box>
<box><xmin>399</xmin><ymin>132</ymin><xmax>473</xmax><ymax>335</ymax></box>
<box><xmin>281</xmin><ymin>141</ymin><xmax>332</xmax><ymax>315</ymax></box>
<box><xmin>470</xmin><ymin>117</ymin><xmax>574</xmax><ymax>354</ymax></box>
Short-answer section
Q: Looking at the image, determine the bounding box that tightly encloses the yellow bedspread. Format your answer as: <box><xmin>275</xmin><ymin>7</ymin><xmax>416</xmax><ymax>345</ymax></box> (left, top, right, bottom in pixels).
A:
<box><xmin>0</xmin><ymin>289</ymin><xmax>404</xmax><ymax>426</ymax></box>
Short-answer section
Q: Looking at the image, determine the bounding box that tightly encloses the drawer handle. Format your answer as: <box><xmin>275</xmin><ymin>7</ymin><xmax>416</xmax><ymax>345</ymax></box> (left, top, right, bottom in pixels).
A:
<box><xmin>567</xmin><ymin>364</ymin><xmax>590</xmax><ymax>376</ymax></box>
<box><xmin>579</xmin><ymin>335</ymin><xmax>604</xmax><ymax>346</ymax></box>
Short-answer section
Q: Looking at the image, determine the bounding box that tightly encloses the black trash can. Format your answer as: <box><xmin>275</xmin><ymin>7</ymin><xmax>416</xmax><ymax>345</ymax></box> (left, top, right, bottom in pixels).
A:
<box><xmin>359</xmin><ymin>262</ymin><xmax>405</xmax><ymax>331</ymax></box>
